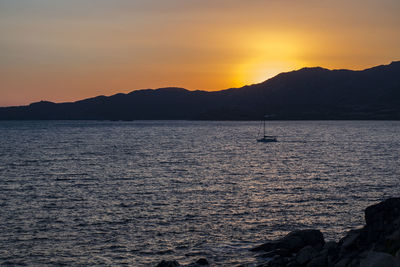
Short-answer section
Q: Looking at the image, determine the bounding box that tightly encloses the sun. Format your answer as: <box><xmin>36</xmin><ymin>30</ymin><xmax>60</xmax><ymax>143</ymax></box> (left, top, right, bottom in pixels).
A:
<box><xmin>231</xmin><ymin>34</ymin><xmax>308</xmax><ymax>86</ymax></box>
<box><xmin>250</xmin><ymin>61</ymin><xmax>302</xmax><ymax>83</ymax></box>
<box><xmin>232</xmin><ymin>60</ymin><xmax>304</xmax><ymax>87</ymax></box>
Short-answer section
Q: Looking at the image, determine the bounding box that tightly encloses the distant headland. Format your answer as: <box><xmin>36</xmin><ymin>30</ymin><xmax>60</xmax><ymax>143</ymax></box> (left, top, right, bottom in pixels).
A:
<box><xmin>1</xmin><ymin>61</ymin><xmax>399</xmax><ymax>120</ymax></box>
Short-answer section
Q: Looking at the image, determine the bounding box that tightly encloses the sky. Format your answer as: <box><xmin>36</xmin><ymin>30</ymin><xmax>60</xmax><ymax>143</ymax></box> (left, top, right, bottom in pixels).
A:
<box><xmin>0</xmin><ymin>0</ymin><xmax>399</xmax><ymax>106</ymax></box>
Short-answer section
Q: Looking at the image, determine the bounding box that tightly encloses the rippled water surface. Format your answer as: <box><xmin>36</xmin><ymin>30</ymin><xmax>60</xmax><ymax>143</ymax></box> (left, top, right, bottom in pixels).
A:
<box><xmin>0</xmin><ymin>121</ymin><xmax>399</xmax><ymax>266</ymax></box>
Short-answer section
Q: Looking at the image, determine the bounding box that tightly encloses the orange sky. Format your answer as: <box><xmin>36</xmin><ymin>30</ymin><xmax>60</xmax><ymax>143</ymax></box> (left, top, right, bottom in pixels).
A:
<box><xmin>1</xmin><ymin>0</ymin><xmax>399</xmax><ymax>106</ymax></box>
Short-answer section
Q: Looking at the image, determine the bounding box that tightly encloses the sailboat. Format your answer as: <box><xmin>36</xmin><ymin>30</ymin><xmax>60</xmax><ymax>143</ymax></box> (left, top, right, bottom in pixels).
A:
<box><xmin>257</xmin><ymin>115</ymin><xmax>277</xmax><ymax>143</ymax></box>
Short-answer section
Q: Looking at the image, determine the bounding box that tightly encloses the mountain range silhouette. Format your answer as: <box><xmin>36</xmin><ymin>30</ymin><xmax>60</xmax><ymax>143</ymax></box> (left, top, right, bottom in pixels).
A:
<box><xmin>1</xmin><ymin>61</ymin><xmax>399</xmax><ymax>120</ymax></box>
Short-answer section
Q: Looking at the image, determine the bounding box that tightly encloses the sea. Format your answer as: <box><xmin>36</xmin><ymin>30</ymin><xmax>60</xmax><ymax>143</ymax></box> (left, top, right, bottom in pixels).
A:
<box><xmin>0</xmin><ymin>120</ymin><xmax>399</xmax><ymax>266</ymax></box>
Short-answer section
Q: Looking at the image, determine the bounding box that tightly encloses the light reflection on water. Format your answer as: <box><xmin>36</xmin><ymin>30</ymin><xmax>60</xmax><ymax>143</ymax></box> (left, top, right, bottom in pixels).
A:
<box><xmin>0</xmin><ymin>120</ymin><xmax>399</xmax><ymax>265</ymax></box>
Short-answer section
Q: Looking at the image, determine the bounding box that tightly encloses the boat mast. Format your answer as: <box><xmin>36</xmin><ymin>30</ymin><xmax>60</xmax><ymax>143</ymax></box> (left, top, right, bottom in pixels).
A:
<box><xmin>263</xmin><ymin>116</ymin><xmax>266</xmax><ymax>137</ymax></box>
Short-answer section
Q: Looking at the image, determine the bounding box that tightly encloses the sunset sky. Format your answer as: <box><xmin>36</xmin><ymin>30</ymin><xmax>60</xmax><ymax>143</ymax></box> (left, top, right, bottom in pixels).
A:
<box><xmin>1</xmin><ymin>0</ymin><xmax>399</xmax><ymax>106</ymax></box>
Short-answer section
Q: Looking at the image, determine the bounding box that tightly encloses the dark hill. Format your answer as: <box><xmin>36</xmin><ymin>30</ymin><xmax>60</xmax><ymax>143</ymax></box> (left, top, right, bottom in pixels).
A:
<box><xmin>1</xmin><ymin>61</ymin><xmax>400</xmax><ymax>120</ymax></box>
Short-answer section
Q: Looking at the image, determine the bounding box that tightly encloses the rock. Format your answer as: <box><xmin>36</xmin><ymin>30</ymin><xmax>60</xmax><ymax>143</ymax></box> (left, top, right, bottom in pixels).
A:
<box><xmin>333</xmin><ymin>257</ymin><xmax>351</xmax><ymax>267</ymax></box>
<box><xmin>251</xmin><ymin>241</ymin><xmax>276</xmax><ymax>252</ymax></box>
<box><xmin>360</xmin><ymin>198</ymin><xmax>400</xmax><ymax>255</ymax></box>
<box><xmin>261</xmin><ymin>248</ymin><xmax>293</xmax><ymax>258</ymax></box>
<box><xmin>195</xmin><ymin>258</ymin><xmax>209</xmax><ymax>265</ymax></box>
<box><xmin>359</xmin><ymin>251</ymin><xmax>400</xmax><ymax>267</ymax></box>
<box><xmin>320</xmin><ymin>197</ymin><xmax>400</xmax><ymax>267</ymax></box>
<box><xmin>290</xmin><ymin>230</ymin><xmax>325</xmax><ymax>249</ymax></box>
<box><xmin>312</xmin><ymin>241</ymin><xmax>339</xmax><ymax>266</ymax></box>
<box><xmin>306</xmin><ymin>255</ymin><xmax>327</xmax><ymax>267</ymax></box>
<box><xmin>156</xmin><ymin>260</ymin><xmax>180</xmax><ymax>267</ymax></box>
<box><xmin>156</xmin><ymin>198</ymin><xmax>400</xmax><ymax>266</ymax></box>
<box><xmin>296</xmin><ymin>245</ymin><xmax>318</xmax><ymax>265</ymax></box>
<box><xmin>251</xmin><ymin>229</ymin><xmax>325</xmax><ymax>253</ymax></box>
<box><xmin>339</xmin><ymin>229</ymin><xmax>362</xmax><ymax>253</ymax></box>
<box><xmin>286</xmin><ymin>261</ymin><xmax>301</xmax><ymax>267</ymax></box>
<box><xmin>386</xmin><ymin>229</ymin><xmax>400</xmax><ymax>255</ymax></box>
<box><xmin>267</xmin><ymin>256</ymin><xmax>290</xmax><ymax>266</ymax></box>
<box><xmin>365</xmin><ymin>198</ymin><xmax>400</xmax><ymax>227</ymax></box>
<box><xmin>323</xmin><ymin>241</ymin><xmax>338</xmax><ymax>251</ymax></box>
<box><xmin>251</xmin><ymin>237</ymin><xmax>303</xmax><ymax>253</ymax></box>
<box><xmin>280</xmin><ymin>235</ymin><xmax>304</xmax><ymax>252</ymax></box>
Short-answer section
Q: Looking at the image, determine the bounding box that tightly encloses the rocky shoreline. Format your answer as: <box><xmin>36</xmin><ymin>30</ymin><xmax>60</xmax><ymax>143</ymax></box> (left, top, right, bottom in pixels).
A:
<box><xmin>156</xmin><ymin>198</ymin><xmax>400</xmax><ymax>267</ymax></box>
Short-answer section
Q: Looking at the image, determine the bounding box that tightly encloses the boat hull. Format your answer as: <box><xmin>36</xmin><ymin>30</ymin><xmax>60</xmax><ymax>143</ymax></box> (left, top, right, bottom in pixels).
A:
<box><xmin>257</xmin><ymin>137</ymin><xmax>277</xmax><ymax>143</ymax></box>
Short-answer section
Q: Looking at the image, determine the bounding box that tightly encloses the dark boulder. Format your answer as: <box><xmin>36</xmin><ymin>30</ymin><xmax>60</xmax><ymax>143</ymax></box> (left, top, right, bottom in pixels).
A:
<box><xmin>194</xmin><ymin>258</ymin><xmax>209</xmax><ymax>265</ymax></box>
<box><xmin>286</xmin><ymin>261</ymin><xmax>301</xmax><ymax>267</ymax></box>
<box><xmin>156</xmin><ymin>198</ymin><xmax>400</xmax><ymax>267</ymax></box>
<box><xmin>156</xmin><ymin>260</ymin><xmax>180</xmax><ymax>267</ymax></box>
<box><xmin>359</xmin><ymin>251</ymin><xmax>400</xmax><ymax>267</ymax></box>
<box><xmin>296</xmin><ymin>245</ymin><xmax>318</xmax><ymax>265</ymax></box>
<box><xmin>338</xmin><ymin>229</ymin><xmax>362</xmax><ymax>255</ymax></box>
<box><xmin>251</xmin><ymin>229</ymin><xmax>325</xmax><ymax>253</ymax></box>
<box><xmin>362</xmin><ymin>198</ymin><xmax>400</xmax><ymax>254</ymax></box>
<box><xmin>365</xmin><ymin>198</ymin><xmax>400</xmax><ymax>227</ymax></box>
<box><xmin>331</xmin><ymin>198</ymin><xmax>400</xmax><ymax>266</ymax></box>
<box><xmin>261</xmin><ymin>248</ymin><xmax>293</xmax><ymax>258</ymax></box>
<box><xmin>306</xmin><ymin>255</ymin><xmax>328</xmax><ymax>267</ymax></box>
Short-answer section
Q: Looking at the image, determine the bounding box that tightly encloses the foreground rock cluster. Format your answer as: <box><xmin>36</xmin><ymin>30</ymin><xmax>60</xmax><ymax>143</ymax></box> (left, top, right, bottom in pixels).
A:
<box><xmin>156</xmin><ymin>198</ymin><xmax>400</xmax><ymax>267</ymax></box>
<box><xmin>252</xmin><ymin>198</ymin><xmax>400</xmax><ymax>267</ymax></box>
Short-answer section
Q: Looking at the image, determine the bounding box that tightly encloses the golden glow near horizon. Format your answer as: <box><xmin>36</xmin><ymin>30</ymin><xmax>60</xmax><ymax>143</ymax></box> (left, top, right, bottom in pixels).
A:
<box><xmin>0</xmin><ymin>0</ymin><xmax>399</xmax><ymax>106</ymax></box>
<box><xmin>231</xmin><ymin>33</ymin><xmax>308</xmax><ymax>86</ymax></box>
